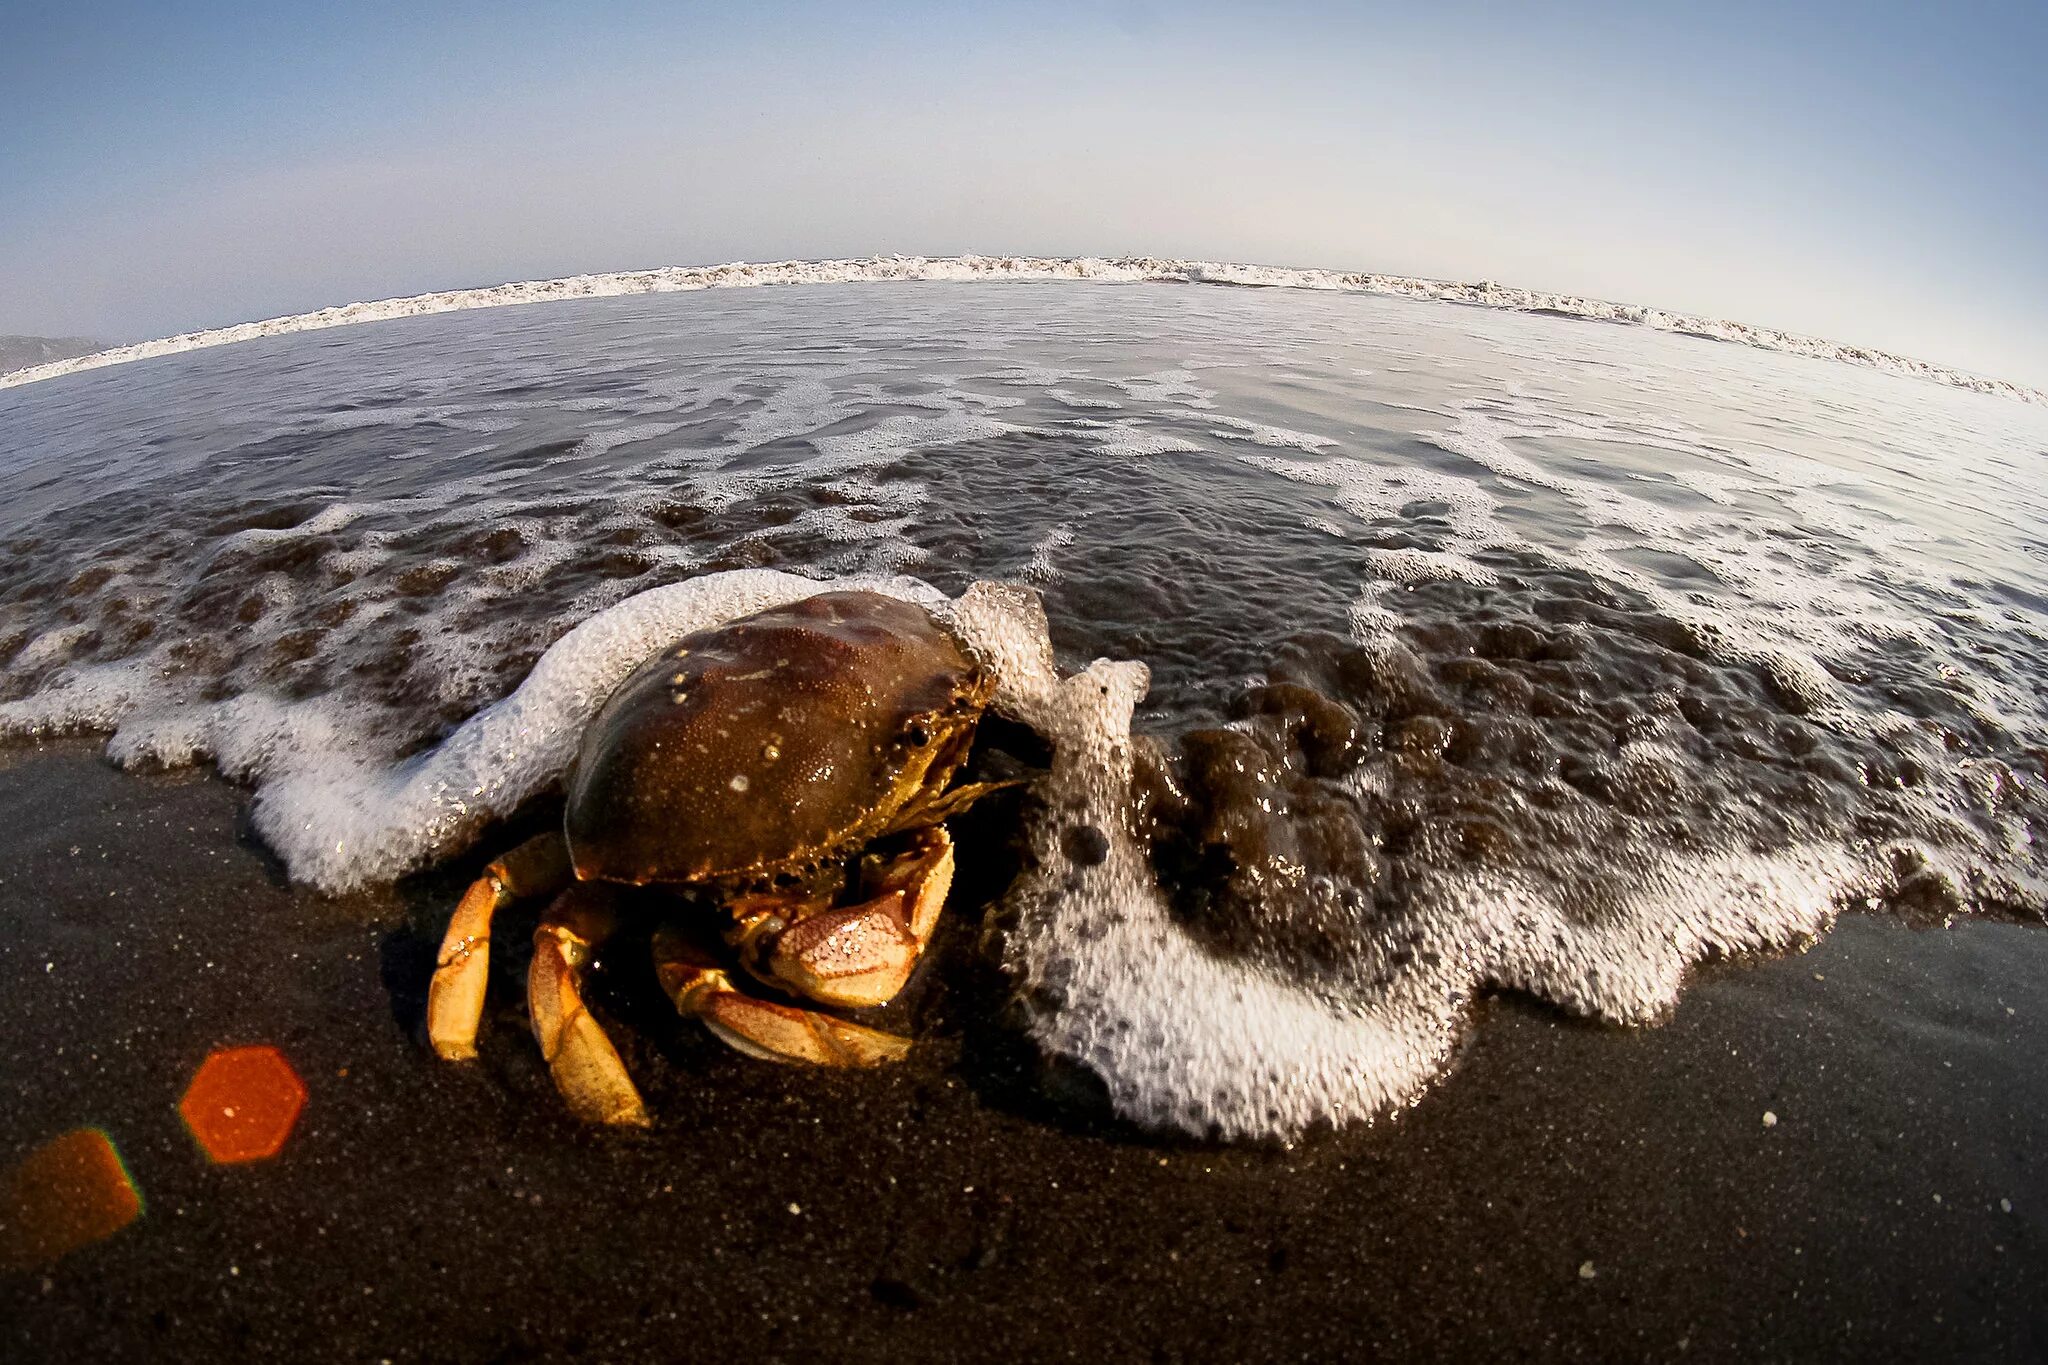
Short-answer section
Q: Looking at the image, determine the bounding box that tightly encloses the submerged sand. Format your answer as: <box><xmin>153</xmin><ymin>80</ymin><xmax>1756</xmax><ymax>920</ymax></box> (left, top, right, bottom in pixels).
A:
<box><xmin>1</xmin><ymin>739</ymin><xmax>2043</xmax><ymax>1361</ymax></box>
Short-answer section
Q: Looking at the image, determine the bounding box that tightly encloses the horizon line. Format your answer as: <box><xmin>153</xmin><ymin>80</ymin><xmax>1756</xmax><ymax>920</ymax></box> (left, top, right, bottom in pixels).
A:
<box><xmin>4</xmin><ymin>254</ymin><xmax>2042</xmax><ymax>406</ymax></box>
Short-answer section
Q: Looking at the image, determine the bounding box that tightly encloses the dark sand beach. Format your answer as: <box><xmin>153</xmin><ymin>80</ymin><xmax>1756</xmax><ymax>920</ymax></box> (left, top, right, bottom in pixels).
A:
<box><xmin>2</xmin><ymin>738</ymin><xmax>2043</xmax><ymax>1362</ymax></box>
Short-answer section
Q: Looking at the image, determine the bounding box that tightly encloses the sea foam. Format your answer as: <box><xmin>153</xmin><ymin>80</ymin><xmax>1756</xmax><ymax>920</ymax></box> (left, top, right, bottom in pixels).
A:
<box><xmin>0</xmin><ymin>563</ymin><xmax>2012</xmax><ymax>1140</ymax></box>
<box><xmin>249</xmin><ymin>574</ymin><xmax>1878</xmax><ymax>1139</ymax></box>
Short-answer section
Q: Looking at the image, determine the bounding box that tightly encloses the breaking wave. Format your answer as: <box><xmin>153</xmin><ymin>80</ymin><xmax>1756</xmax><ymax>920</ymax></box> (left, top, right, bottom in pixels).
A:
<box><xmin>6</xmin><ymin>255</ymin><xmax>2041</xmax><ymax>407</ymax></box>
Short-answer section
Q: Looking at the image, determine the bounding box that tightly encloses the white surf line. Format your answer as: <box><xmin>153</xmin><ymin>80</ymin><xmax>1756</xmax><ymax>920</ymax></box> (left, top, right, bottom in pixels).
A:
<box><xmin>4</xmin><ymin>254</ymin><xmax>2041</xmax><ymax>406</ymax></box>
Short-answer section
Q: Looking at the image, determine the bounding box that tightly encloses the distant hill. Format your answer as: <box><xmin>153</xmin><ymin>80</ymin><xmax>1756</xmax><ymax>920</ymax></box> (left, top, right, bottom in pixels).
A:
<box><xmin>0</xmin><ymin>335</ymin><xmax>106</xmax><ymax>372</ymax></box>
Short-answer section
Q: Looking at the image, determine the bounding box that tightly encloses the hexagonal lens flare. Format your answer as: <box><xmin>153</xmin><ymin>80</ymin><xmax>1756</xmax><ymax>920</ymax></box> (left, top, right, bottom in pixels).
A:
<box><xmin>0</xmin><ymin>1127</ymin><xmax>143</xmax><ymax>1271</ymax></box>
<box><xmin>179</xmin><ymin>1045</ymin><xmax>308</xmax><ymax>1164</ymax></box>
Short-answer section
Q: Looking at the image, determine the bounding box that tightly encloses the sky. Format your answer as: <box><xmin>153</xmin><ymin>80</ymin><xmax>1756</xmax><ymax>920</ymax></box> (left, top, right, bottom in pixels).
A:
<box><xmin>3</xmin><ymin>0</ymin><xmax>2045</xmax><ymax>385</ymax></box>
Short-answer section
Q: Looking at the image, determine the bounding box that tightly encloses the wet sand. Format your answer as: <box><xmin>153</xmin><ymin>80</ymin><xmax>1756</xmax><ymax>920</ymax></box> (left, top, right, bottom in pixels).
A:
<box><xmin>1</xmin><ymin>738</ymin><xmax>2043</xmax><ymax>1362</ymax></box>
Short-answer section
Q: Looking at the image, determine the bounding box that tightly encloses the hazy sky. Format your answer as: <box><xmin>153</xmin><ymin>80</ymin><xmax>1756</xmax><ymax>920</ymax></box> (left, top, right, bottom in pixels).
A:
<box><xmin>4</xmin><ymin>0</ymin><xmax>2045</xmax><ymax>384</ymax></box>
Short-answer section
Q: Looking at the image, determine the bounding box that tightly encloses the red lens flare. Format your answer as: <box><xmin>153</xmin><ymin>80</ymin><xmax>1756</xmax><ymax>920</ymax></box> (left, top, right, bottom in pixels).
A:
<box><xmin>0</xmin><ymin>1128</ymin><xmax>144</xmax><ymax>1271</ymax></box>
<box><xmin>178</xmin><ymin>1045</ymin><xmax>309</xmax><ymax>1164</ymax></box>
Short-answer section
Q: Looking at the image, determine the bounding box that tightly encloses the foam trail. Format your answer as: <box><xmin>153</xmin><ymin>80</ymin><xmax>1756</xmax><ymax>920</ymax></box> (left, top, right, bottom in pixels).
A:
<box><xmin>952</xmin><ymin>584</ymin><xmax>1865</xmax><ymax>1140</ymax></box>
<box><xmin>5</xmin><ymin>255</ymin><xmax>2039</xmax><ymax>406</ymax></box>
<box><xmin>249</xmin><ymin>570</ymin><xmax>944</xmax><ymax>891</ymax></box>
<box><xmin>0</xmin><ymin>567</ymin><xmax>1935</xmax><ymax>1139</ymax></box>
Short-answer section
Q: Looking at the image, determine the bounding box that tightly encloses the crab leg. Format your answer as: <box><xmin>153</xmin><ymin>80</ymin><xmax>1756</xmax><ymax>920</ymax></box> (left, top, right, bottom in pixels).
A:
<box><xmin>427</xmin><ymin>831</ymin><xmax>572</xmax><ymax>1060</ymax></box>
<box><xmin>653</xmin><ymin>929</ymin><xmax>913</xmax><ymax>1067</ymax></box>
<box><xmin>529</xmin><ymin>885</ymin><xmax>652</xmax><ymax>1127</ymax></box>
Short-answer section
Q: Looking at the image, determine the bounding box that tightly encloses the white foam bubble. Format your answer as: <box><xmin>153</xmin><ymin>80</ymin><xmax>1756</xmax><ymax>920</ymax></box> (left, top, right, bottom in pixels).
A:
<box><xmin>0</xmin><ymin>653</ymin><xmax>168</xmax><ymax>736</ymax></box>
<box><xmin>1023</xmin><ymin>524</ymin><xmax>1076</xmax><ymax>583</ymax></box>
<box><xmin>688</xmin><ymin>404</ymin><xmax>1012</xmax><ymax>516</ymax></box>
<box><xmin>1082</xmin><ymin>419</ymin><xmax>1206</xmax><ymax>459</ymax></box>
<box><xmin>216</xmin><ymin>503</ymin><xmax>366</xmax><ymax>549</ymax></box>
<box><xmin>1349</xmin><ymin>399</ymin><xmax>2037</xmax><ymax>732</ymax></box>
<box><xmin>807</xmin><ymin>410</ymin><xmax>1017</xmax><ymax>474</ymax></box>
<box><xmin>1358</xmin><ymin>546</ymin><xmax>1501</xmax><ymax>586</ymax></box>
<box><xmin>306</xmin><ymin>405</ymin><xmax>520</xmax><ymax>435</ymax></box>
<box><xmin>1432</xmin><ymin>409</ymin><xmax>1690</xmax><ymax>537</ymax></box>
<box><xmin>1104</xmin><ymin>369</ymin><xmax>1217</xmax><ymax>410</ymax></box>
<box><xmin>1208</xmin><ymin>415</ymin><xmax>1337</xmax><ymax>452</ymax></box>
<box><xmin>1013</xmin><ymin>842</ymin><xmax>1851</xmax><ymax>1139</ymax></box>
<box><xmin>1241</xmin><ymin>452</ymin><xmax>1498</xmax><ymax>541</ymax></box>
<box><xmin>1046</xmin><ymin>388</ymin><xmax>1123</xmax><ymax>410</ymax></box>
<box><xmin>553</xmin><ymin>421</ymin><xmax>686</xmax><ymax>464</ymax></box>
<box><xmin>985</xmin><ymin>364</ymin><xmax>1069</xmax><ymax>388</ymax></box>
<box><xmin>1670</xmin><ymin>469</ymin><xmax>1754</xmax><ymax>505</ymax></box>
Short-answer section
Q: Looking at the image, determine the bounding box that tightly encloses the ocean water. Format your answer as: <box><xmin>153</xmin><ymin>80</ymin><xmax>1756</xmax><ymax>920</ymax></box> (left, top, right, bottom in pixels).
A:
<box><xmin>2</xmin><ymin>280</ymin><xmax>2044</xmax><ymax>1139</ymax></box>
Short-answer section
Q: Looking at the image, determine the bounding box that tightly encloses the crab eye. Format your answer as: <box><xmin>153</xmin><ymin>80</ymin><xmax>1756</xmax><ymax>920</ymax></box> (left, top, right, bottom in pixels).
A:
<box><xmin>906</xmin><ymin>723</ymin><xmax>930</xmax><ymax>747</ymax></box>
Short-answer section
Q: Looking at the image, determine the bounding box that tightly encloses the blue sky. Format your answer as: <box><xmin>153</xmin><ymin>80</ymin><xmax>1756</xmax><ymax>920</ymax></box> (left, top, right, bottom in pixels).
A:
<box><xmin>4</xmin><ymin>0</ymin><xmax>2044</xmax><ymax>384</ymax></box>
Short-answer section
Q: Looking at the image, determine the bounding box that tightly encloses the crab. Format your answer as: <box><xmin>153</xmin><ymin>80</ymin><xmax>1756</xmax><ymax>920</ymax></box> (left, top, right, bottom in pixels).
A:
<box><xmin>424</xmin><ymin>590</ymin><xmax>1009</xmax><ymax>1126</ymax></box>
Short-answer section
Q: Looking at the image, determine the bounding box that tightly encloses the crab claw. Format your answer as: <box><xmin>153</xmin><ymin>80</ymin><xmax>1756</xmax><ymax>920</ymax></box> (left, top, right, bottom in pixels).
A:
<box><xmin>760</xmin><ymin>826</ymin><xmax>955</xmax><ymax>1008</ymax></box>
<box><xmin>761</xmin><ymin>899</ymin><xmax>920</xmax><ymax>1008</ymax></box>
<box><xmin>654</xmin><ymin>931</ymin><xmax>912</xmax><ymax>1067</ymax></box>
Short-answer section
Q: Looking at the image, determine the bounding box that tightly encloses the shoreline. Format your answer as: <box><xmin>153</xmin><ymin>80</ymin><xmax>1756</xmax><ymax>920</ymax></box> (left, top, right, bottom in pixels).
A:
<box><xmin>4</xmin><ymin>255</ymin><xmax>2041</xmax><ymax>407</ymax></box>
<box><xmin>2</xmin><ymin>738</ymin><xmax>2043</xmax><ymax>1360</ymax></box>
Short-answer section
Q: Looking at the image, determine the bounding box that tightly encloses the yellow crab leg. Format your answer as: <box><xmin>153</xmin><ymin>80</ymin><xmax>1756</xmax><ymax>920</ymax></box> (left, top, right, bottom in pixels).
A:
<box><xmin>427</xmin><ymin>831</ymin><xmax>571</xmax><ymax>1060</ymax></box>
<box><xmin>529</xmin><ymin>886</ymin><xmax>651</xmax><ymax>1127</ymax></box>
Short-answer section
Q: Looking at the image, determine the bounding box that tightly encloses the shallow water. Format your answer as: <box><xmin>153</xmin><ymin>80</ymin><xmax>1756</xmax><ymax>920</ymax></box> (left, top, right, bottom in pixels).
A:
<box><xmin>2</xmin><ymin>281</ymin><xmax>2044</xmax><ymax>1137</ymax></box>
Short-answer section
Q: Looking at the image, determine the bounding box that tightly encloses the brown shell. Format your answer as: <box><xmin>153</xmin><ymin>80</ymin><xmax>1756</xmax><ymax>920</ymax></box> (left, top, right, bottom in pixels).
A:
<box><xmin>564</xmin><ymin>591</ymin><xmax>991</xmax><ymax>886</ymax></box>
